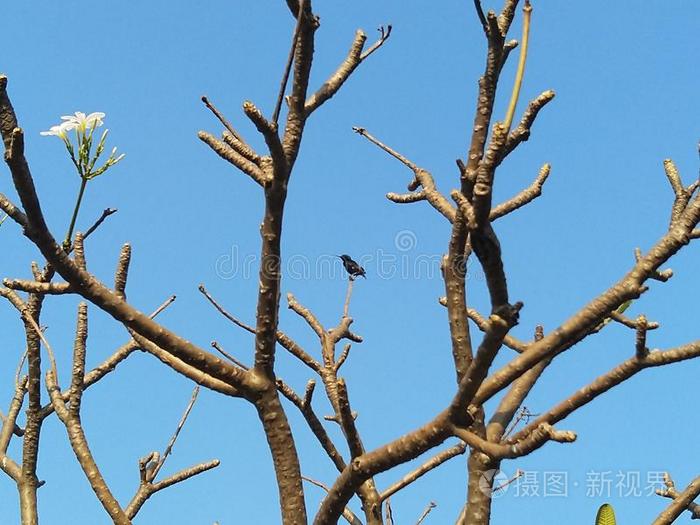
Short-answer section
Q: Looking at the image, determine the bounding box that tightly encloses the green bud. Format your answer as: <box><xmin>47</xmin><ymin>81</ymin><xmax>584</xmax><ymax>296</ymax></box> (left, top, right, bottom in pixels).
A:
<box><xmin>595</xmin><ymin>503</ymin><xmax>616</xmax><ymax>525</ymax></box>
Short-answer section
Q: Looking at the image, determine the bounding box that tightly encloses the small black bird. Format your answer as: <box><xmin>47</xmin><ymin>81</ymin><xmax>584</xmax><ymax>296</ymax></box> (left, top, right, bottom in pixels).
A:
<box><xmin>338</xmin><ymin>254</ymin><xmax>366</xmax><ymax>279</ymax></box>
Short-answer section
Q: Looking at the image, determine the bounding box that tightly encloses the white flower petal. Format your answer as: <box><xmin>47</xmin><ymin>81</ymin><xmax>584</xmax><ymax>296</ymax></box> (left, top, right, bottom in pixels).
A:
<box><xmin>39</xmin><ymin>122</ymin><xmax>74</xmax><ymax>138</ymax></box>
<box><xmin>84</xmin><ymin>112</ymin><xmax>106</xmax><ymax>128</ymax></box>
<box><xmin>60</xmin><ymin>111</ymin><xmax>106</xmax><ymax>130</ymax></box>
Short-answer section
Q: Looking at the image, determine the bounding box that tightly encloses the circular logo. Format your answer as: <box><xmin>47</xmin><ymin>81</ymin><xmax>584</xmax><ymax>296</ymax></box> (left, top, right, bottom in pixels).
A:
<box><xmin>394</xmin><ymin>230</ymin><xmax>417</xmax><ymax>252</ymax></box>
<box><xmin>479</xmin><ymin>469</ymin><xmax>511</xmax><ymax>498</ymax></box>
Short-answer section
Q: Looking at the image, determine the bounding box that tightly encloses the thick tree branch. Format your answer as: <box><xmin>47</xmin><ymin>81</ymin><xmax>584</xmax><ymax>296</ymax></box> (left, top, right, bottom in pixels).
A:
<box><xmin>46</xmin><ymin>307</ymin><xmax>131</xmax><ymax>524</ymax></box>
<box><xmin>653</xmin><ymin>473</ymin><xmax>700</xmax><ymax>524</ymax></box>
<box><xmin>453</xmin><ymin>422</ymin><xmax>575</xmax><ymax>460</ymax></box>
<box><xmin>198</xmin><ymin>131</ymin><xmax>268</xmax><ymax>186</ymax></box>
<box><xmin>462</xmin><ymin>9</ymin><xmax>505</xmax><ymax>192</ymax></box>
<box><xmin>129</xmin><ymin>331</ymin><xmax>241</xmax><ymax>397</ymax></box>
<box><xmin>277</xmin><ymin>379</ymin><xmax>347</xmax><ymax>473</ymax></box>
<box><xmin>305</xmin><ymin>26</ymin><xmax>391</xmax><ymax>116</ymax></box>
<box><xmin>511</xmin><ymin>339</ymin><xmax>700</xmax><ymax>443</ymax></box>
<box><xmin>3</xmin><ymin>278</ymin><xmax>72</xmax><ymax>295</ymax></box>
<box><xmin>287</xmin><ymin>292</ymin><xmax>325</xmax><ymax>338</ymax></box>
<box><xmin>314</xmin><ymin>412</ymin><xmax>452</xmax><ymax>525</ymax></box>
<box><xmin>336</xmin><ymin>379</ymin><xmax>363</xmax><ymax>459</ymax></box>
<box><xmin>443</xmin><ymin>215</ymin><xmax>473</xmax><ymax>380</ymax></box>
<box><xmin>38</xmin><ymin>296</ymin><xmax>176</xmax><ymax>420</ymax></box>
<box><xmin>463</xmin><ymin>303</ymin><xmax>529</xmax><ymax>353</ymax></box>
<box><xmin>449</xmin><ymin>303</ymin><xmax>522</xmax><ymax>424</ymax></box>
<box><xmin>475</xmin><ymin>180</ymin><xmax>700</xmax><ymax>406</ymax></box>
<box><xmin>2</xmin><ymin>126</ymin><xmax>251</xmax><ymax>395</ymax></box>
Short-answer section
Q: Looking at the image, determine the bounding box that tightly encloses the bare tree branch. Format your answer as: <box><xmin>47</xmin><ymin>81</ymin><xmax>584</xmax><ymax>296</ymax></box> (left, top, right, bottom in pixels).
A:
<box><xmin>199</xmin><ymin>284</ymin><xmax>321</xmax><ymax>373</ymax></box>
<box><xmin>490</xmin><ymin>163</ymin><xmax>550</xmax><ymax>220</ymax></box>
<box><xmin>46</xmin><ymin>305</ymin><xmax>132</xmax><ymax>525</ymax></box>
<box><xmin>126</xmin><ymin>459</ymin><xmax>220</xmax><ymax>519</ymax></box>
<box><xmin>302</xmin><ymin>476</ymin><xmax>363</xmax><ymax>525</ymax></box>
<box><xmin>149</xmin><ymin>386</ymin><xmax>200</xmax><ymax>481</ymax></box>
<box><xmin>510</xmin><ymin>339</ymin><xmax>700</xmax><ymax>446</ymax></box>
<box><xmin>273</xmin><ymin>2</ymin><xmax>306</xmax><ymax>124</ymax></box>
<box><xmin>305</xmin><ymin>26</ymin><xmax>391</xmax><ymax>116</ymax></box>
<box><xmin>454</xmin><ymin>422</ymin><xmax>575</xmax><ymax>460</ymax></box>
<box><xmin>653</xmin><ymin>472</ymin><xmax>700</xmax><ymax>524</ymax></box>
<box><xmin>353</xmin><ymin>126</ymin><xmax>456</xmax><ymax>222</ymax></box>
<box><xmin>415</xmin><ymin>501</ymin><xmax>437</xmax><ymax>525</ymax></box>
<box><xmin>201</xmin><ymin>95</ymin><xmax>244</xmax><ymax>142</ymax></box>
<box><xmin>198</xmin><ymin>131</ymin><xmax>268</xmax><ymax>186</ymax></box>
<box><xmin>379</xmin><ymin>442</ymin><xmax>467</xmax><ymax>502</ymax></box>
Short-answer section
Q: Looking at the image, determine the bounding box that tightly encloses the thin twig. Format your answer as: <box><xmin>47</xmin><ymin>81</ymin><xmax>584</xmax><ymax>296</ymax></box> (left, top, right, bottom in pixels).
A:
<box><xmin>199</xmin><ymin>284</ymin><xmax>256</xmax><ymax>332</ymax></box>
<box><xmin>149</xmin><ymin>386</ymin><xmax>200</xmax><ymax>481</ymax></box>
<box><xmin>38</xmin><ymin>295</ymin><xmax>177</xmax><ymax>421</ymax></box>
<box><xmin>151</xmin><ymin>295</ymin><xmax>177</xmax><ymax>318</ymax></box>
<box><xmin>199</xmin><ymin>284</ymin><xmax>321</xmax><ymax>372</ymax></box>
<box><xmin>415</xmin><ymin>501</ymin><xmax>437</xmax><ymax>525</ymax></box>
<box><xmin>273</xmin><ymin>0</ymin><xmax>305</xmax><ymax>124</ymax></box>
<box><xmin>21</xmin><ymin>305</ymin><xmax>58</xmax><ymax>380</ymax></box>
<box><xmin>385</xmin><ymin>498</ymin><xmax>394</xmax><ymax>525</ymax></box>
<box><xmin>14</xmin><ymin>350</ymin><xmax>28</xmax><ymax>389</ymax></box>
<box><xmin>493</xmin><ymin>469</ymin><xmax>524</xmax><ymax>492</ymax></box>
<box><xmin>83</xmin><ymin>208</ymin><xmax>117</xmax><ymax>241</ymax></box>
<box><xmin>302</xmin><ymin>476</ymin><xmax>363</xmax><ymax>525</ymax></box>
<box><xmin>360</xmin><ymin>25</ymin><xmax>392</xmax><ymax>61</ymax></box>
<box><xmin>473</xmin><ymin>0</ymin><xmax>488</xmax><ymax>32</ymax></box>
<box><xmin>201</xmin><ymin>96</ymin><xmax>242</xmax><ymax>141</ymax></box>
<box><xmin>211</xmin><ymin>341</ymin><xmax>249</xmax><ymax>370</ymax></box>
<box><xmin>379</xmin><ymin>442</ymin><xmax>467</xmax><ymax>502</ymax></box>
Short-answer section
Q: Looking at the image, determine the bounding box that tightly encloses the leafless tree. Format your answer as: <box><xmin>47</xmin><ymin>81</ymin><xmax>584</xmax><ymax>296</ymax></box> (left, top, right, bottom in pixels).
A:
<box><xmin>1</xmin><ymin>1</ymin><xmax>699</xmax><ymax>524</ymax></box>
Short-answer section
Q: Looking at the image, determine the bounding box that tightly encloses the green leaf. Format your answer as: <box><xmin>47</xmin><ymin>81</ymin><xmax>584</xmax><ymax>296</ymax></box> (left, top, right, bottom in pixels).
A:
<box><xmin>595</xmin><ymin>503</ymin><xmax>616</xmax><ymax>525</ymax></box>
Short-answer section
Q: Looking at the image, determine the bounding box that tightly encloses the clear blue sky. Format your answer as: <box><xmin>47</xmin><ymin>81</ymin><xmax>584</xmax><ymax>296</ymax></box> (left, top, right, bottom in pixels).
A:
<box><xmin>1</xmin><ymin>1</ymin><xmax>699</xmax><ymax>523</ymax></box>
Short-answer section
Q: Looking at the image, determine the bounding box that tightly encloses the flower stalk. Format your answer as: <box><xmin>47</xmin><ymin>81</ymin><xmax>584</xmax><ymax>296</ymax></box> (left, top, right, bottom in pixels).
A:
<box><xmin>41</xmin><ymin>111</ymin><xmax>124</xmax><ymax>248</ymax></box>
<box><xmin>64</xmin><ymin>178</ymin><xmax>88</xmax><ymax>249</ymax></box>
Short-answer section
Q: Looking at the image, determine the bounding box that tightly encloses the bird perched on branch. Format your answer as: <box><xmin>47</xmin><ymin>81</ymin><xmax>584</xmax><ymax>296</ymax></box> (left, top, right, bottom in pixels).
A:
<box><xmin>338</xmin><ymin>254</ymin><xmax>366</xmax><ymax>280</ymax></box>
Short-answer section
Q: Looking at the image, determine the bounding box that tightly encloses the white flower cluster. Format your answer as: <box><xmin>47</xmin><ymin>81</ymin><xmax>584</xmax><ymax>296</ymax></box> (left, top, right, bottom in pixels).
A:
<box><xmin>40</xmin><ymin>111</ymin><xmax>105</xmax><ymax>139</ymax></box>
<box><xmin>40</xmin><ymin>111</ymin><xmax>124</xmax><ymax>180</ymax></box>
